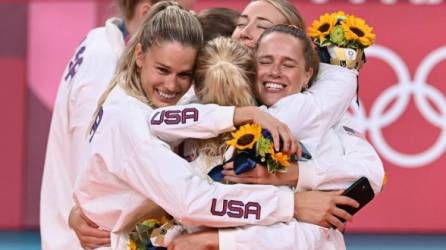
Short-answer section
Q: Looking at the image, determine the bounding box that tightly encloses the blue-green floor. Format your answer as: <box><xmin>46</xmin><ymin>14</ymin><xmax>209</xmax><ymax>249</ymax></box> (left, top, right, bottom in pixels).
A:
<box><xmin>0</xmin><ymin>231</ymin><xmax>40</xmax><ymax>250</ymax></box>
<box><xmin>345</xmin><ymin>233</ymin><xmax>446</xmax><ymax>250</ymax></box>
<box><xmin>0</xmin><ymin>231</ymin><xmax>445</xmax><ymax>249</ymax></box>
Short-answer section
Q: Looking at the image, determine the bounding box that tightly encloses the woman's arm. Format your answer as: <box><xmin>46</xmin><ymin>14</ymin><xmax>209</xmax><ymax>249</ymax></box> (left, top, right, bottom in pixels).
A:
<box><xmin>75</xmin><ymin>108</ymin><xmax>296</xmax><ymax>228</ymax></box>
<box><xmin>297</xmin><ymin>124</ymin><xmax>385</xmax><ymax>194</ymax></box>
<box><xmin>149</xmin><ymin>64</ymin><xmax>356</xmax><ymax>151</ymax></box>
<box><xmin>149</xmin><ymin>104</ymin><xmax>298</xmax><ymax>153</ymax></box>
<box><xmin>267</xmin><ymin>63</ymin><xmax>358</xmax><ymax>140</ymax></box>
<box><xmin>216</xmin><ymin>221</ymin><xmax>341</xmax><ymax>250</ymax></box>
<box><xmin>148</xmin><ymin>104</ymin><xmax>235</xmax><ymax>145</ymax></box>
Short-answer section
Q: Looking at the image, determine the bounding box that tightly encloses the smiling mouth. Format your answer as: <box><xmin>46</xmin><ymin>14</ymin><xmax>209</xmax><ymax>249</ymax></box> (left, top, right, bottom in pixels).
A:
<box><xmin>156</xmin><ymin>89</ymin><xmax>176</xmax><ymax>100</ymax></box>
<box><xmin>263</xmin><ymin>82</ymin><xmax>286</xmax><ymax>92</ymax></box>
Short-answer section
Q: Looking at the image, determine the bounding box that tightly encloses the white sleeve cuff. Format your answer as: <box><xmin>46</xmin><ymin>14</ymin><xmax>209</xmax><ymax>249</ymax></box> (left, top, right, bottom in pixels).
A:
<box><xmin>319</xmin><ymin>63</ymin><xmax>358</xmax><ymax>77</ymax></box>
<box><xmin>296</xmin><ymin>160</ymin><xmax>318</xmax><ymax>192</ymax></box>
<box><xmin>219</xmin><ymin>228</ymin><xmax>238</xmax><ymax>250</ymax></box>
<box><xmin>273</xmin><ymin>187</ymin><xmax>294</xmax><ymax>222</ymax></box>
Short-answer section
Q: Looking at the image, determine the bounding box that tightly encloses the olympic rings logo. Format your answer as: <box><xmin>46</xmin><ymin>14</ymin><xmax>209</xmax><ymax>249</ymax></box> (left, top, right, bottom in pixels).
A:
<box><xmin>349</xmin><ymin>45</ymin><xmax>446</xmax><ymax>168</ymax></box>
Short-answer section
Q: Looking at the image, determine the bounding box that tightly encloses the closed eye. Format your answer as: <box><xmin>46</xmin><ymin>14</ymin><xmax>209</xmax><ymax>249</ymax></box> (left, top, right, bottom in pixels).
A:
<box><xmin>256</xmin><ymin>25</ymin><xmax>269</xmax><ymax>30</ymax></box>
<box><xmin>236</xmin><ymin>16</ymin><xmax>248</xmax><ymax>28</ymax></box>
<box><xmin>178</xmin><ymin>72</ymin><xmax>193</xmax><ymax>79</ymax></box>
<box><xmin>157</xmin><ymin>67</ymin><xmax>170</xmax><ymax>75</ymax></box>
<box><xmin>258</xmin><ymin>59</ymin><xmax>272</xmax><ymax>65</ymax></box>
<box><xmin>236</xmin><ymin>22</ymin><xmax>247</xmax><ymax>28</ymax></box>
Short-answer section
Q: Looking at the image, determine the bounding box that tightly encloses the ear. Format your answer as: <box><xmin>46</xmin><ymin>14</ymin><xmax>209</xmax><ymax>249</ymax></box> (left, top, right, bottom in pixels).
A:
<box><xmin>135</xmin><ymin>43</ymin><xmax>144</xmax><ymax>68</ymax></box>
<box><xmin>136</xmin><ymin>2</ymin><xmax>151</xmax><ymax>20</ymax></box>
<box><xmin>302</xmin><ymin>67</ymin><xmax>314</xmax><ymax>89</ymax></box>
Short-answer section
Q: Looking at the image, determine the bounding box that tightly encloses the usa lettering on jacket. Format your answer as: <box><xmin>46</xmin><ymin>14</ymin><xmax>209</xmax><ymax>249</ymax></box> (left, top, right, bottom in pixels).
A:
<box><xmin>150</xmin><ymin>108</ymin><xmax>198</xmax><ymax>125</ymax></box>
<box><xmin>210</xmin><ymin>198</ymin><xmax>261</xmax><ymax>220</ymax></box>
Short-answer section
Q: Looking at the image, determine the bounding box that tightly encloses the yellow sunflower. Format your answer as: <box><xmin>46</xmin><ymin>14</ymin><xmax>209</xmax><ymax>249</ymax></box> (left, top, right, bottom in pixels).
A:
<box><xmin>268</xmin><ymin>145</ymin><xmax>290</xmax><ymax>168</ymax></box>
<box><xmin>308</xmin><ymin>13</ymin><xmax>337</xmax><ymax>42</ymax></box>
<box><xmin>341</xmin><ymin>15</ymin><xmax>375</xmax><ymax>47</ymax></box>
<box><xmin>330</xmin><ymin>11</ymin><xmax>346</xmax><ymax>20</ymax></box>
<box><xmin>128</xmin><ymin>239</ymin><xmax>137</xmax><ymax>250</ymax></box>
<box><xmin>226</xmin><ymin>123</ymin><xmax>262</xmax><ymax>150</ymax></box>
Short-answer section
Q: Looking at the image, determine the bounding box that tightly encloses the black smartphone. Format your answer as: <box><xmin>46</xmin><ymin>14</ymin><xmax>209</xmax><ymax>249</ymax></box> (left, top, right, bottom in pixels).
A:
<box><xmin>337</xmin><ymin>177</ymin><xmax>375</xmax><ymax>222</ymax></box>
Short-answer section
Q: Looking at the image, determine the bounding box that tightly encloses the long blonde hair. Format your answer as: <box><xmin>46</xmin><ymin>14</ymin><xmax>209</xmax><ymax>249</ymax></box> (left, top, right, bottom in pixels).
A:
<box><xmin>91</xmin><ymin>1</ymin><xmax>203</xmax><ymax>127</ymax></box>
<box><xmin>252</xmin><ymin>0</ymin><xmax>305</xmax><ymax>29</ymax></box>
<box><xmin>194</xmin><ymin>37</ymin><xmax>257</xmax><ymax>159</ymax></box>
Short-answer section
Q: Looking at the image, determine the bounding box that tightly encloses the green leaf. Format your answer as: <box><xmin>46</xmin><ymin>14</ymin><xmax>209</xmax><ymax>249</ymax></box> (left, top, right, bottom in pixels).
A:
<box><xmin>330</xmin><ymin>25</ymin><xmax>346</xmax><ymax>46</ymax></box>
<box><xmin>256</xmin><ymin>137</ymin><xmax>271</xmax><ymax>158</ymax></box>
<box><xmin>266</xmin><ymin>158</ymin><xmax>282</xmax><ymax>173</ymax></box>
<box><xmin>265</xmin><ymin>157</ymin><xmax>289</xmax><ymax>173</ymax></box>
<box><xmin>321</xmin><ymin>39</ymin><xmax>333</xmax><ymax>47</ymax></box>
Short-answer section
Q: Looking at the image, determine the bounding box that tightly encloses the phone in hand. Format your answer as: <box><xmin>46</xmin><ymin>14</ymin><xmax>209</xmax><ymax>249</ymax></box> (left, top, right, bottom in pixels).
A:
<box><xmin>337</xmin><ymin>177</ymin><xmax>375</xmax><ymax>222</ymax></box>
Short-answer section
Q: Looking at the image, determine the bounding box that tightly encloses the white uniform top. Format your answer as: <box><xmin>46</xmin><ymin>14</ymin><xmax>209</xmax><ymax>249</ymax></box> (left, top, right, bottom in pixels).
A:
<box><xmin>39</xmin><ymin>18</ymin><xmax>125</xmax><ymax>250</ymax></box>
<box><xmin>73</xmin><ymin>85</ymin><xmax>294</xmax><ymax>249</ymax></box>
<box><xmin>148</xmin><ymin>64</ymin><xmax>384</xmax><ymax>250</ymax></box>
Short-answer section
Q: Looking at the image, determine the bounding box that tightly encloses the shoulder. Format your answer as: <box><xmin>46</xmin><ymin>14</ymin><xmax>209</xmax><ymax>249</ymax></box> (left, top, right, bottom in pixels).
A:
<box><xmin>83</xmin><ymin>28</ymin><xmax>120</xmax><ymax>60</ymax></box>
<box><xmin>74</xmin><ymin>18</ymin><xmax>123</xmax><ymax>67</ymax></box>
<box><xmin>65</xmin><ymin>20</ymin><xmax>123</xmax><ymax>86</ymax></box>
<box><xmin>103</xmin><ymin>87</ymin><xmax>147</xmax><ymax>118</ymax></box>
<box><xmin>102</xmin><ymin>87</ymin><xmax>155</xmax><ymax>138</ymax></box>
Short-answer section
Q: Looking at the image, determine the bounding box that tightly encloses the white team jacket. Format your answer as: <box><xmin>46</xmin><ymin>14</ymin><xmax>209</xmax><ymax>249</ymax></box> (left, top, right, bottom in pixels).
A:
<box><xmin>148</xmin><ymin>64</ymin><xmax>385</xmax><ymax>250</ymax></box>
<box><xmin>73</xmin><ymin>86</ymin><xmax>295</xmax><ymax>249</ymax></box>
<box><xmin>39</xmin><ymin>18</ymin><xmax>125</xmax><ymax>250</ymax></box>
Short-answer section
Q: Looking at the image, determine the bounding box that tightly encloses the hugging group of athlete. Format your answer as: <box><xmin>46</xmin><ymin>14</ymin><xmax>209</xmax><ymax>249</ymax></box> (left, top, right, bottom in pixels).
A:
<box><xmin>40</xmin><ymin>1</ymin><xmax>384</xmax><ymax>249</ymax></box>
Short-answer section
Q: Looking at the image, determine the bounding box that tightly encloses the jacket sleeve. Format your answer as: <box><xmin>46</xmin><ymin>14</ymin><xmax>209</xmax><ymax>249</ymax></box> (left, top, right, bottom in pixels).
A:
<box><xmin>218</xmin><ymin>219</ymin><xmax>344</xmax><ymax>250</ymax></box>
<box><xmin>148</xmin><ymin>104</ymin><xmax>235</xmax><ymax>145</ymax></box>
<box><xmin>148</xmin><ymin>65</ymin><xmax>356</xmax><ymax>145</ymax></box>
<box><xmin>297</xmin><ymin>122</ymin><xmax>385</xmax><ymax>194</ymax></box>
<box><xmin>101</xmin><ymin>108</ymin><xmax>294</xmax><ymax>228</ymax></box>
<box><xmin>267</xmin><ymin>64</ymin><xmax>358</xmax><ymax>140</ymax></box>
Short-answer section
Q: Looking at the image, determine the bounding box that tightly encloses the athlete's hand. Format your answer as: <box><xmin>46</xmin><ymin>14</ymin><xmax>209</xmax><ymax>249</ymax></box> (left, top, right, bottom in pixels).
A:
<box><xmin>168</xmin><ymin>230</ymin><xmax>218</xmax><ymax>250</ymax></box>
<box><xmin>294</xmin><ymin>190</ymin><xmax>359</xmax><ymax>231</ymax></box>
<box><xmin>222</xmin><ymin>161</ymin><xmax>299</xmax><ymax>187</ymax></box>
<box><xmin>69</xmin><ymin>205</ymin><xmax>111</xmax><ymax>249</ymax></box>
<box><xmin>233</xmin><ymin>106</ymin><xmax>301</xmax><ymax>155</ymax></box>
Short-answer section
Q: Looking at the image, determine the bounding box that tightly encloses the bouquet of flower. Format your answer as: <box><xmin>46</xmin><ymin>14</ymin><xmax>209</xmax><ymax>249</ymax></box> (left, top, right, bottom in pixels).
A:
<box><xmin>208</xmin><ymin>123</ymin><xmax>312</xmax><ymax>182</ymax></box>
<box><xmin>308</xmin><ymin>11</ymin><xmax>376</xmax><ymax>69</ymax></box>
<box><xmin>226</xmin><ymin>123</ymin><xmax>291</xmax><ymax>173</ymax></box>
<box><xmin>128</xmin><ymin>217</ymin><xmax>185</xmax><ymax>250</ymax></box>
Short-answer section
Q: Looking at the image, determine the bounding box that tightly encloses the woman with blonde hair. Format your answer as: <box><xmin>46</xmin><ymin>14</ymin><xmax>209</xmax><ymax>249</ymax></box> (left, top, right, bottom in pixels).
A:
<box><xmin>232</xmin><ymin>0</ymin><xmax>305</xmax><ymax>49</ymax></box>
<box><xmin>186</xmin><ymin>37</ymin><xmax>257</xmax><ymax>175</ymax></box>
<box><xmin>40</xmin><ymin>0</ymin><xmax>170</xmax><ymax>249</ymax></box>
<box><xmin>73</xmin><ymin>2</ymin><xmax>307</xmax><ymax>249</ymax></box>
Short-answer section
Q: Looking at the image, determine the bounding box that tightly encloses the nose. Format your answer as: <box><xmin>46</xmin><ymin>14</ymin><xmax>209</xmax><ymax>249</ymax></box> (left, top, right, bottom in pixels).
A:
<box><xmin>164</xmin><ymin>74</ymin><xmax>178</xmax><ymax>92</ymax></box>
<box><xmin>238</xmin><ymin>25</ymin><xmax>253</xmax><ymax>42</ymax></box>
<box><xmin>268</xmin><ymin>63</ymin><xmax>281</xmax><ymax>77</ymax></box>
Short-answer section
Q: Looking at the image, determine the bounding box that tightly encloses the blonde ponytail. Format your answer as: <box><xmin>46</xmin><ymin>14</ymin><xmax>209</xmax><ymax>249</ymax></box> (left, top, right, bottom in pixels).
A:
<box><xmin>193</xmin><ymin>37</ymin><xmax>257</xmax><ymax>159</ymax></box>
